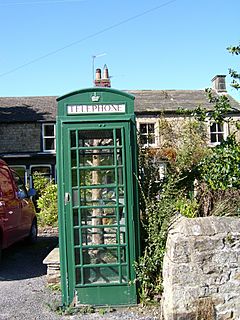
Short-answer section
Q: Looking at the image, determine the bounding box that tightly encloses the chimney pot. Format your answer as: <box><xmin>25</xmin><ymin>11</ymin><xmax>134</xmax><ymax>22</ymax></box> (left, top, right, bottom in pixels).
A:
<box><xmin>102</xmin><ymin>64</ymin><xmax>109</xmax><ymax>79</ymax></box>
<box><xmin>94</xmin><ymin>68</ymin><xmax>102</xmax><ymax>87</ymax></box>
<box><xmin>95</xmin><ymin>68</ymin><xmax>101</xmax><ymax>80</ymax></box>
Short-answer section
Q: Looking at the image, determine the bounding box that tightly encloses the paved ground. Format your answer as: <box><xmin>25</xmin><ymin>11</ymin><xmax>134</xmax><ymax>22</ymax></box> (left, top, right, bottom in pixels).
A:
<box><xmin>0</xmin><ymin>235</ymin><xmax>161</xmax><ymax>320</ymax></box>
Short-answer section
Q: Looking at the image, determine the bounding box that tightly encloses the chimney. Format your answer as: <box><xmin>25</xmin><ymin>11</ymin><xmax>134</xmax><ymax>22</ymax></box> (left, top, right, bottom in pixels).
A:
<box><xmin>94</xmin><ymin>65</ymin><xmax>111</xmax><ymax>88</ymax></box>
<box><xmin>211</xmin><ymin>75</ymin><xmax>227</xmax><ymax>93</ymax></box>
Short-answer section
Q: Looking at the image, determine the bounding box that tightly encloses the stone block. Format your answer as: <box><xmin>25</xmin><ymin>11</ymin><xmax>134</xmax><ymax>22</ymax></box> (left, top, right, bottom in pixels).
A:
<box><xmin>193</xmin><ymin>236</ymin><xmax>224</xmax><ymax>252</ymax></box>
<box><xmin>43</xmin><ymin>247</ymin><xmax>60</xmax><ymax>285</ymax></box>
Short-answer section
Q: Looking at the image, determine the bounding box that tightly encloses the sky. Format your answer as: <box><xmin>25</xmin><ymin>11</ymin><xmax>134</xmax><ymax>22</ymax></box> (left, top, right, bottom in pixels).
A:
<box><xmin>0</xmin><ymin>0</ymin><xmax>239</xmax><ymax>101</ymax></box>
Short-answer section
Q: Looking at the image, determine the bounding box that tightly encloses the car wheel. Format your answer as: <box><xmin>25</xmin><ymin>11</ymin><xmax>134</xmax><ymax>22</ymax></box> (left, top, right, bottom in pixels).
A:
<box><xmin>27</xmin><ymin>219</ymin><xmax>38</xmax><ymax>244</ymax></box>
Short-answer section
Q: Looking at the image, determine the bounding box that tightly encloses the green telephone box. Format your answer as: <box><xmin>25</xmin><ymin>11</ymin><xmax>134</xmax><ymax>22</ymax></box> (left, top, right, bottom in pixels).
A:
<box><xmin>56</xmin><ymin>88</ymin><xmax>140</xmax><ymax>307</ymax></box>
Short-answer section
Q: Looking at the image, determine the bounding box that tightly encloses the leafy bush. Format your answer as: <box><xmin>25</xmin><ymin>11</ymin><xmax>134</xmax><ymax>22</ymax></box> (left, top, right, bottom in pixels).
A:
<box><xmin>198</xmin><ymin>134</ymin><xmax>240</xmax><ymax>190</ymax></box>
<box><xmin>33</xmin><ymin>173</ymin><xmax>58</xmax><ymax>227</ymax></box>
<box><xmin>135</xmin><ymin>177</ymin><xmax>180</xmax><ymax>302</ymax></box>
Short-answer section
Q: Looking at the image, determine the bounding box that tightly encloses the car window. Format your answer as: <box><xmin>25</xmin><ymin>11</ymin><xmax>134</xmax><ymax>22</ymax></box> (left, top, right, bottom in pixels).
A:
<box><xmin>0</xmin><ymin>168</ymin><xmax>15</xmax><ymax>201</ymax></box>
<box><xmin>12</xmin><ymin>172</ymin><xmax>28</xmax><ymax>199</ymax></box>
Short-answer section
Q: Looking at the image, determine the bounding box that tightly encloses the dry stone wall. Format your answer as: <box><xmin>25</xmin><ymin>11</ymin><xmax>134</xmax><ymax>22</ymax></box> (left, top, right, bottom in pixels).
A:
<box><xmin>161</xmin><ymin>216</ymin><xmax>240</xmax><ymax>320</ymax></box>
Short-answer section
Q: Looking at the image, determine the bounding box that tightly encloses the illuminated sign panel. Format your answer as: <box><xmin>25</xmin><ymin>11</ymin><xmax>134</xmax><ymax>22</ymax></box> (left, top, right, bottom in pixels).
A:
<box><xmin>67</xmin><ymin>104</ymin><xmax>126</xmax><ymax>114</ymax></box>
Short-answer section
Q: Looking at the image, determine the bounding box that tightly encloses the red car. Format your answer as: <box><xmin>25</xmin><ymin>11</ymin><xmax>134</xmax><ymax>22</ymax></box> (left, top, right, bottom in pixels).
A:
<box><xmin>0</xmin><ymin>159</ymin><xmax>37</xmax><ymax>261</ymax></box>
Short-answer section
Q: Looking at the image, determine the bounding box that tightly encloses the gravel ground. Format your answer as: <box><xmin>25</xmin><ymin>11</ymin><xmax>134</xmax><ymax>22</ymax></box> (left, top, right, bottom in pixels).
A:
<box><xmin>0</xmin><ymin>235</ymin><xmax>161</xmax><ymax>320</ymax></box>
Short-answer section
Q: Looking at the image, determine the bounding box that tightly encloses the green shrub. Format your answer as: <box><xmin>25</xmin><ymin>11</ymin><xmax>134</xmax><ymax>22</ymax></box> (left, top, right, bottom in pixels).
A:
<box><xmin>135</xmin><ymin>176</ymin><xmax>182</xmax><ymax>302</ymax></box>
<box><xmin>198</xmin><ymin>134</ymin><xmax>240</xmax><ymax>190</ymax></box>
<box><xmin>33</xmin><ymin>173</ymin><xmax>58</xmax><ymax>227</ymax></box>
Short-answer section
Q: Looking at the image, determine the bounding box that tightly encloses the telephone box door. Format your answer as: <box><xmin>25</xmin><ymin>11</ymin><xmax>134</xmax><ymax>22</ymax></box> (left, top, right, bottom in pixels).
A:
<box><xmin>62</xmin><ymin>122</ymin><xmax>138</xmax><ymax>305</ymax></box>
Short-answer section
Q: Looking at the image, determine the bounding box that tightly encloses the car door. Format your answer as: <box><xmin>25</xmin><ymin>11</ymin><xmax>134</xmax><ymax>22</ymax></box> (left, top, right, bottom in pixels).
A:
<box><xmin>0</xmin><ymin>167</ymin><xmax>21</xmax><ymax>248</ymax></box>
<box><xmin>11</xmin><ymin>171</ymin><xmax>35</xmax><ymax>238</ymax></box>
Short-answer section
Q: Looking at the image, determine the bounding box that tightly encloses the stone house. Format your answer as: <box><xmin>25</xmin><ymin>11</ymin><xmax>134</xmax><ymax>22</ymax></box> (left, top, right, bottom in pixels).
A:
<box><xmin>0</xmin><ymin>73</ymin><xmax>239</xmax><ymax>185</ymax></box>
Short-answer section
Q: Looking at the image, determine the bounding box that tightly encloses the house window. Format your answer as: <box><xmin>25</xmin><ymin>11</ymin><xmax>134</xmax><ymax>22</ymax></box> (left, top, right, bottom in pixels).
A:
<box><xmin>30</xmin><ymin>165</ymin><xmax>52</xmax><ymax>188</ymax></box>
<box><xmin>139</xmin><ymin>123</ymin><xmax>156</xmax><ymax>147</ymax></box>
<box><xmin>42</xmin><ymin>124</ymin><xmax>56</xmax><ymax>152</ymax></box>
<box><xmin>210</xmin><ymin>122</ymin><xmax>226</xmax><ymax>144</ymax></box>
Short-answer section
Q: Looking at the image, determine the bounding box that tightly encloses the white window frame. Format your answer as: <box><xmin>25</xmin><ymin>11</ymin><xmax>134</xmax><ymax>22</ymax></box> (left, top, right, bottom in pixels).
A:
<box><xmin>209</xmin><ymin>121</ymin><xmax>228</xmax><ymax>146</ymax></box>
<box><xmin>42</xmin><ymin>123</ymin><xmax>56</xmax><ymax>153</ymax></box>
<box><xmin>138</xmin><ymin>122</ymin><xmax>157</xmax><ymax>147</ymax></box>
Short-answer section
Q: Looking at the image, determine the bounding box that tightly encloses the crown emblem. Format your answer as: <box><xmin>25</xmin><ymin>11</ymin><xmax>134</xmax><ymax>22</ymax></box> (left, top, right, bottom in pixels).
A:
<box><xmin>91</xmin><ymin>93</ymin><xmax>100</xmax><ymax>102</ymax></box>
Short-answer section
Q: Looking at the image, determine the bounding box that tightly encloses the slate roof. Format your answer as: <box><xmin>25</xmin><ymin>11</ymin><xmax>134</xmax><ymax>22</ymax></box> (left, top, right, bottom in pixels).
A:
<box><xmin>0</xmin><ymin>90</ymin><xmax>239</xmax><ymax>122</ymax></box>
<box><xmin>0</xmin><ymin>96</ymin><xmax>57</xmax><ymax>122</ymax></box>
<box><xmin>127</xmin><ymin>90</ymin><xmax>240</xmax><ymax>113</ymax></box>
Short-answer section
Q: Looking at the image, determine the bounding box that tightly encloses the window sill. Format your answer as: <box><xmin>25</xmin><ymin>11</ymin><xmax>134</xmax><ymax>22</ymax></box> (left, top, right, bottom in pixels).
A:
<box><xmin>38</xmin><ymin>151</ymin><xmax>56</xmax><ymax>154</ymax></box>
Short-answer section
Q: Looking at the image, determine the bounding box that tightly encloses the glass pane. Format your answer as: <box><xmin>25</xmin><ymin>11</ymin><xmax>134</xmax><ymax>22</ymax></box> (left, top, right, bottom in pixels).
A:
<box><xmin>81</xmin><ymin>227</ymin><xmax>119</xmax><ymax>246</ymax></box>
<box><xmin>140</xmin><ymin>124</ymin><xmax>147</xmax><ymax>133</ymax></box>
<box><xmin>81</xmin><ymin>229</ymin><xmax>89</xmax><ymax>246</ymax></box>
<box><xmin>120</xmin><ymin>231</ymin><xmax>126</xmax><ymax>245</ymax></box>
<box><xmin>45</xmin><ymin>138</ymin><xmax>55</xmax><ymax>150</ymax></box>
<box><xmin>79</xmin><ymin>149</ymin><xmax>114</xmax><ymax>167</ymax></box>
<box><xmin>80</xmin><ymin>169</ymin><xmax>115</xmax><ymax>186</ymax></box>
<box><xmin>44</xmin><ymin>124</ymin><xmax>54</xmax><ymax>136</ymax></box>
<box><xmin>75</xmin><ymin>268</ymin><xmax>82</xmax><ymax>284</ymax></box>
<box><xmin>120</xmin><ymin>247</ymin><xmax>127</xmax><ymax>263</ymax></box>
<box><xmin>73</xmin><ymin>209</ymin><xmax>79</xmax><ymax>226</ymax></box>
<box><xmin>83</xmin><ymin>266</ymin><xmax>122</xmax><ymax>284</ymax></box>
<box><xmin>80</xmin><ymin>187</ymin><xmax>116</xmax><ymax>207</ymax></box>
<box><xmin>74</xmin><ymin>228</ymin><xmax>80</xmax><ymax>245</ymax></box>
<box><xmin>71</xmin><ymin>169</ymin><xmax>77</xmax><ymax>187</ymax></box>
<box><xmin>78</xmin><ymin>130</ymin><xmax>114</xmax><ymax>147</ymax></box>
<box><xmin>210</xmin><ymin>123</ymin><xmax>216</xmax><ymax>132</ymax></box>
<box><xmin>117</xmin><ymin>148</ymin><xmax>123</xmax><ymax>166</ymax></box>
<box><xmin>71</xmin><ymin>150</ymin><xmax>77</xmax><ymax>167</ymax></box>
<box><xmin>78</xmin><ymin>129</ymin><xmax>122</xmax><ymax>148</ymax></box>
<box><xmin>31</xmin><ymin>166</ymin><xmax>51</xmax><ymax>176</ymax></box>
<box><xmin>121</xmin><ymin>265</ymin><xmax>128</xmax><ymax>282</ymax></box>
<box><xmin>140</xmin><ymin>135</ymin><xmax>147</xmax><ymax>145</ymax></box>
<box><xmin>218</xmin><ymin>133</ymin><xmax>224</xmax><ymax>142</ymax></box>
<box><xmin>72</xmin><ymin>189</ymin><xmax>79</xmax><ymax>206</ymax></box>
<box><xmin>82</xmin><ymin>247</ymin><xmax>119</xmax><ymax>265</ymax></box>
<box><xmin>217</xmin><ymin>123</ymin><xmax>223</xmax><ymax>132</ymax></box>
<box><xmin>148</xmin><ymin>134</ymin><xmax>155</xmax><ymax>144</ymax></box>
<box><xmin>211</xmin><ymin>133</ymin><xmax>217</xmax><ymax>143</ymax></box>
<box><xmin>148</xmin><ymin>124</ymin><xmax>155</xmax><ymax>133</ymax></box>
<box><xmin>115</xmin><ymin>129</ymin><xmax>122</xmax><ymax>147</ymax></box>
<box><xmin>81</xmin><ymin>207</ymin><xmax>119</xmax><ymax>225</ymax></box>
<box><xmin>75</xmin><ymin>248</ymin><xmax>80</xmax><ymax>265</ymax></box>
<box><xmin>70</xmin><ymin>131</ymin><xmax>76</xmax><ymax>147</ymax></box>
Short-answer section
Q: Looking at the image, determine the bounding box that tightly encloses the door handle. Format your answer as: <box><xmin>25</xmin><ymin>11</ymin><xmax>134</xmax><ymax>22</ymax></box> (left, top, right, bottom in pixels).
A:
<box><xmin>8</xmin><ymin>211</ymin><xmax>13</xmax><ymax>215</ymax></box>
<box><xmin>64</xmin><ymin>193</ymin><xmax>71</xmax><ymax>205</ymax></box>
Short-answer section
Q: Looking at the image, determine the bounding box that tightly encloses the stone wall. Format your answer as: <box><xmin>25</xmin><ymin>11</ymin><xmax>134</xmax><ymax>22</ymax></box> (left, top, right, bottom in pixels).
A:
<box><xmin>161</xmin><ymin>216</ymin><xmax>240</xmax><ymax>320</ymax></box>
<box><xmin>0</xmin><ymin>123</ymin><xmax>41</xmax><ymax>153</ymax></box>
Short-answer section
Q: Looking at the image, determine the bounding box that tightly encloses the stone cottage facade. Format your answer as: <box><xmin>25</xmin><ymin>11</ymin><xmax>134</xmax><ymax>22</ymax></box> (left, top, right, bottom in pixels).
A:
<box><xmin>0</xmin><ymin>74</ymin><xmax>239</xmax><ymax>186</ymax></box>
